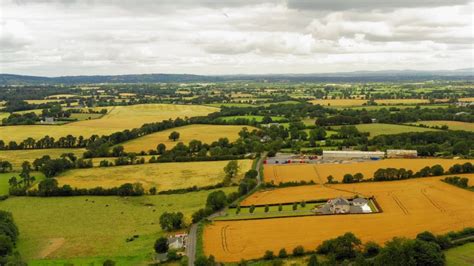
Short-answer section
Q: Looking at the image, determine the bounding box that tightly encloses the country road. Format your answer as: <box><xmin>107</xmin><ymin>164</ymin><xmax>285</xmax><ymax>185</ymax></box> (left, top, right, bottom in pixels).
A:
<box><xmin>187</xmin><ymin>153</ymin><xmax>266</xmax><ymax>265</ymax></box>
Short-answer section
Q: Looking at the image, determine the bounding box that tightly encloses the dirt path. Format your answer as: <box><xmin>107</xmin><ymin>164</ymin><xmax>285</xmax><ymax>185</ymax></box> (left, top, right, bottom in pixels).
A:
<box><xmin>38</xmin><ymin>237</ymin><xmax>65</xmax><ymax>259</ymax></box>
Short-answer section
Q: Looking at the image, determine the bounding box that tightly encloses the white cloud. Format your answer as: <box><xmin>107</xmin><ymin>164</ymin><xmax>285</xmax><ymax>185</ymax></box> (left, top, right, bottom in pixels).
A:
<box><xmin>0</xmin><ymin>0</ymin><xmax>473</xmax><ymax>76</ymax></box>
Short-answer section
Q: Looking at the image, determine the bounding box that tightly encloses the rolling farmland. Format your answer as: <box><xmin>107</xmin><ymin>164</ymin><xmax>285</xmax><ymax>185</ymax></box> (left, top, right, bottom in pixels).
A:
<box><xmin>263</xmin><ymin>158</ymin><xmax>474</xmax><ymax>183</ymax></box>
<box><xmin>351</xmin><ymin>123</ymin><xmax>438</xmax><ymax>137</ymax></box>
<box><xmin>204</xmin><ymin>174</ymin><xmax>474</xmax><ymax>261</ymax></box>
<box><xmin>57</xmin><ymin>159</ymin><xmax>253</xmax><ymax>191</ymax></box>
<box><xmin>414</xmin><ymin>121</ymin><xmax>474</xmax><ymax>132</ymax></box>
<box><xmin>0</xmin><ymin>148</ymin><xmax>85</xmax><ymax>170</ymax></box>
<box><xmin>0</xmin><ymin>104</ymin><xmax>218</xmax><ymax>142</ymax></box>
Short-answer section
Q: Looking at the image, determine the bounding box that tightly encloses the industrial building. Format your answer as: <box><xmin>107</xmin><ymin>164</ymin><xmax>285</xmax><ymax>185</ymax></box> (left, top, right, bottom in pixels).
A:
<box><xmin>386</xmin><ymin>149</ymin><xmax>418</xmax><ymax>158</ymax></box>
<box><xmin>322</xmin><ymin>150</ymin><xmax>385</xmax><ymax>160</ymax></box>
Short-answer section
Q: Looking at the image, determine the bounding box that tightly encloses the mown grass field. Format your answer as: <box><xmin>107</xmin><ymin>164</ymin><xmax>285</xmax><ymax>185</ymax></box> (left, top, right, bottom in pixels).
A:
<box><xmin>218</xmin><ymin>115</ymin><xmax>285</xmax><ymax>122</ymax></box>
<box><xmin>264</xmin><ymin>158</ymin><xmax>474</xmax><ymax>183</ymax></box>
<box><xmin>445</xmin><ymin>243</ymin><xmax>474</xmax><ymax>266</ymax></box>
<box><xmin>121</xmin><ymin>125</ymin><xmax>255</xmax><ymax>153</ymax></box>
<box><xmin>0</xmin><ymin>112</ymin><xmax>9</xmax><ymax>124</ymax></box>
<box><xmin>0</xmin><ymin>104</ymin><xmax>218</xmax><ymax>142</ymax></box>
<box><xmin>204</xmin><ymin>174</ymin><xmax>474</xmax><ymax>261</ymax></box>
<box><xmin>414</xmin><ymin>121</ymin><xmax>474</xmax><ymax>132</ymax></box>
<box><xmin>0</xmin><ymin>187</ymin><xmax>235</xmax><ymax>264</ymax></box>
<box><xmin>310</xmin><ymin>98</ymin><xmax>431</xmax><ymax>107</ymax></box>
<box><xmin>352</xmin><ymin>123</ymin><xmax>438</xmax><ymax>137</ymax></box>
<box><xmin>57</xmin><ymin>159</ymin><xmax>253</xmax><ymax>190</ymax></box>
<box><xmin>0</xmin><ymin>172</ymin><xmax>45</xmax><ymax>195</ymax></box>
<box><xmin>0</xmin><ymin>149</ymin><xmax>85</xmax><ymax>170</ymax></box>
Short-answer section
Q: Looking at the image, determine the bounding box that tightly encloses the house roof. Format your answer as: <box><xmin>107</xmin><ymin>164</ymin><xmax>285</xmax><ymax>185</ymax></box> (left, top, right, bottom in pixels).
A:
<box><xmin>353</xmin><ymin>198</ymin><xmax>368</xmax><ymax>204</ymax></box>
<box><xmin>330</xmin><ymin>197</ymin><xmax>350</xmax><ymax>206</ymax></box>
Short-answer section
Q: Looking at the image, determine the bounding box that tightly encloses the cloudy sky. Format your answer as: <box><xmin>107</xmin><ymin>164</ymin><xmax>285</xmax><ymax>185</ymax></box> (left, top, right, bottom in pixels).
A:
<box><xmin>1</xmin><ymin>0</ymin><xmax>473</xmax><ymax>76</ymax></box>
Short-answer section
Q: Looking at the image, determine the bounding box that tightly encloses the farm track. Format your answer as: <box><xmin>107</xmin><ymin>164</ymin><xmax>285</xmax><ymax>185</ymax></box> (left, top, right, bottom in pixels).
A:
<box><xmin>421</xmin><ymin>188</ymin><xmax>446</xmax><ymax>213</ymax></box>
<box><xmin>390</xmin><ymin>192</ymin><xmax>409</xmax><ymax>215</ymax></box>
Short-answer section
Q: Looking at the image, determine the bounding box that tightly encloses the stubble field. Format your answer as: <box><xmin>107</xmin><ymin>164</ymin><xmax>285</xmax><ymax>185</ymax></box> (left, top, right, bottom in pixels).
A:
<box><xmin>0</xmin><ymin>148</ymin><xmax>85</xmax><ymax>170</ymax></box>
<box><xmin>414</xmin><ymin>120</ymin><xmax>474</xmax><ymax>132</ymax></box>
<box><xmin>0</xmin><ymin>104</ymin><xmax>218</xmax><ymax>142</ymax></box>
<box><xmin>56</xmin><ymin>159</ymin><xmax>253</xmax><ymax>191</ymax></box>
<box><xmin>263</xmin><ymin>158</ymin><xmax>473</xmax><ymax>183</ymax></box>
<box><xmin>204</xmin><ymin>174</ymin><xmax>474</xmax><ymax>261</ymax></box>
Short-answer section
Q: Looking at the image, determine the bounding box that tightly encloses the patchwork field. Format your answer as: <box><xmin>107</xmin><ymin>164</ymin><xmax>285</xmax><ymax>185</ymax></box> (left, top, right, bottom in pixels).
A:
<box><xmin>121</xmin><ymin>125</ymin><xmax>255</xmax><ymax>153</ymax></box>
<box><xmin>0</xmin><ymin>104</ymin><xmax>218</xmax><ymax>142</ymax></box>
<box><xmin>414</xmin><ymin>121</ymin><xmax>474</xmax><ymax>132</ymax></box>
<box><xmin>0</xmin><ymin>188</ymin><xmax>235</xmax><ymax>264</ymax></box>
<box><xmin>0</xmin><ymin>148</ymin><xmax>85</xmax><ymax>170</ymax></box>
<box><xmin>57</xmin><ymin>159</ymin><xmax>253</xmax><ymax>190</ymax></box>
<box><xmin>352</xmin><ymin>123</ymin><xmax>437</xmax><ymax>137</ymax></box>
<box><xmin>218</xmin><ymin>115</ymin><xmax>285</xmax><ymax>122</ymax></box>
<box><xmin>309</xmin><ymin>99</ymin><xmax>367</xmax><ymax>107</ymax></box>
<box><xmin>0</xmin><ymin>172</ymin><xmax>45</xmax><ymax>195</ymax></box>
<box><xmin>263</xmin><ymin>158</ymin><xmax>474</xmax><ymax>183</ymax></box>
<box><xmin>204</xmin><ymin>174</ymin><xmax>474</xmax><ymax>261</ymax></box>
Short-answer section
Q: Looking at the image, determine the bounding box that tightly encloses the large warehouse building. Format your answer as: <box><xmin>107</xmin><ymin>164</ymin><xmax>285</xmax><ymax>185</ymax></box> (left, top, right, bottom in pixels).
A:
<box><xmin>322</xmin><ymin>150</ymin><xmax>385</xmax><ymax>160</ymax></box>
<box><xmin>386</xmin><ymin>149</ymin><xmax>418</xmax><ymax>158</ymax></box>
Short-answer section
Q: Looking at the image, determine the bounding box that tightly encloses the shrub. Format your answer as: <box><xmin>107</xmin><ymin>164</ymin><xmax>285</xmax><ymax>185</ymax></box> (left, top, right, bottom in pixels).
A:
<box><xmin>263</xmin><ymin>250</ymin><xmax>274</xmax><ymax>260</ymax></box>
<box><xmin>264</xmin><ymin>205</ymin><xmax>269</xmax><ymax>213</ymax></box>
<box><xmin>154</xmin><ymin>237</ymin><xmax>168</xmax><ymax>253</ymax></box>
<box><xmin>292</xmin><ymin>245</ymin><xmax>305</xmax><ymax>256</ymax></box>
<box><xmin>278</xmin><ymin>248</ymin><xmax>288</xmax><ymax>258</ymax></box>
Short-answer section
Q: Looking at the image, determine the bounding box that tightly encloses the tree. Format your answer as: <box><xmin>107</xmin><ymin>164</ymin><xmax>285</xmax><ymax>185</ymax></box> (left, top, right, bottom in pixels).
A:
<box><xmin>278</xmin><ymin>248</ymin><xmax>287</xmax><ymax>258</ymax></box>
<box><xmin>38</xmin><ymin>178</ymin><xmax>59</xmax><ymax>196</ymax></box>
<box><xmin>430</xmin><ymin>165</ymin><xmax>444</xmax><ymax>176</ymax></box>
<box><xmin>244</xmin><ymin>169</ymin><xmax>258</xmax><ymax>179</ymax></box>
<box><xmin>206</xmin><ymin>190</ymin><xmax>227</xmax><ymax>211</ymax></box>
<box><xmin>264</xmin><ymin>205</ymin><xmax>269</xmax><ymax>212</ymax></box>
<box><xmin>154</xmin><ymin>237</ymin><xmax>168</xmax><ymax>253</ymax></box>
<box><xmin>0</xmin><ymin>234</ymin><xmax>13</xmax><ymax>256</ymax></box>
<box><xmin>249</xmin><ymin>205</ymin><xmax>255</xmax><ymax>213</ymax></box>
<box><xmin>224</xmin><ymin>160</ymin><xmax>240</xmax><ymax>182</ymax></box>
<box><xmin>292</xmin><ymin>245</ymin><xmax>305</xmax><ymax>256</ymax></box>
<box><xmin>103</xmin><ymin>259</ymin><xmax>116</xmax><ymax>266</ymax></box>
<box><xmin>343</xmin><ymin>174</ymin><xmax>354</xmax><ymax>183</ymax></box>
<box><xmin>157</xmin><ymin>143</ymin><xmax>166</xmax><ymax>154</ymax></box>
<box><xmin>416</xmin><ymin>231</ymin><xmax>437</xmax><ymax>243</ymax></box>
<box><xmin>327</xmin><ymin>175</ymin><xmax>334</xmax><ymax>184</ymax></box>
<box><xmin>263</xmin><ymin>250</ymin><xmax>274</xmax><ymax>260</ymax></box>
<box><xmin>353</xmin><ymin>173</ymin><xmax>364</xmax><ymax>182</ymax></box>
<box><xmin>262</xmin><ymin>116</ymin><xmax>273</xmax><ymax>124</ymax></box>
<box><xmin>112</xmin><ymin>145</ymin><xmax>124</xmax><ymax>157</ymax></box>
<box><xmin>168</xmin><ymin>131</ymin><xmax>180</xmax><ymax>141</ymax></box>
<box><xmin>159</xmin><ymin>212</ymin><xmax>184</xmax><ymax>231</ymax></box>
<box><xmin>317</xmin><ymin>232</ymin><xmax>361</xmax><ymax>261</ymax></box>
<box><xmin>19</xmin><ymin>161</ymin><xmax>34</xmax><ymax>187</ymax></box>
<box><xmin>375</xmin><ymin>237</ymin><xmax>444</xmax><ymax>266</ymax></box>
<box><xmin>307</xmin><ymin>254</ymin><xmax>319</xmax><ymax>266</ymax></box>
<box><xmin>364</xmin><ymin>241</ymin><xmax>381</xmax><ymax>257</ymax></box>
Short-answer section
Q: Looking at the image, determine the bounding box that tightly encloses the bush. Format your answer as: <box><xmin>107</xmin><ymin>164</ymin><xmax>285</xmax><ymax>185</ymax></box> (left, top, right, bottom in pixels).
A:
<box><xmin>249</xmin><ymin>205</ymin><xmax>255</xmax><ymax>214</ymax></box>
<box><xmin>292</xmin><ymin>245</ymin><xmax>305</xmax><ymax>256</ymax></box>
<box><xmin>292</xmin><ymin>202</ymin><xmax>298</xmax><ymax>211</ymax></box>
<box><xmin>363</xmin><ymin>241</ymin><xmax>380</xmax><ymax>257</ymax></box>
<box><xmin>264</xmin><ymin>205</ymin><xmax>269</xmax><ymax>213</ymax></box>
<box><xmin>263</xmin><ymin>250</ymin><xmax>274</xmax><ymax>260</ymax></box>
<box><xmin>206</xmin><ymin>190</ymin><xmax>227</xmax><ymax>211</ymax></box>
<box><xmin>278</xmin><ymin>248</ymin><xmax>287</xmax><ymax>258</ymax></box>
<box><xmin>159</xmin><ymin>212</ymin><xmax>184</xmax><ymax>231</ymax></box>
<box><xmin>154</xmin><ymin>237</ymin><xmax>168</xmax><ymax>253</ymax></box>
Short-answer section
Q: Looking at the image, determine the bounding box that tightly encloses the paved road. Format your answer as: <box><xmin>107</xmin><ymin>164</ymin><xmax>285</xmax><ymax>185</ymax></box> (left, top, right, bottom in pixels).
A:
<box><xmin>187</xmin><ymin>153</ymin><xmax>266</xmax><ymax>265</ymax></box>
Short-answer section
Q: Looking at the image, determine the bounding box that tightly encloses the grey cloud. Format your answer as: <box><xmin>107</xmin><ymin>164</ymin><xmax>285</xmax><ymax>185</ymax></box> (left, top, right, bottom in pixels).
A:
<box><xmin>286</xmin><ymin>0</ymin><xmax>472</xmax><ymax>11</ymax></box>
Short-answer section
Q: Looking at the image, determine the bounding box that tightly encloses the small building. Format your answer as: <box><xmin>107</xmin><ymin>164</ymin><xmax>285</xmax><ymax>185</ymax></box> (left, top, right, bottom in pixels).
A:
<box><xmin>317</xmin><ymin>197</ymin><xmax>373</xmax><ymax>214</ymax></box>
<box><xmin>352</xmin><ymin>198</ymin><xmax>368</xmax><ymax>206</ymax></box>
<box><xmin>322</xmin><ymin>150</ymin><xmax>385</xmax><ymax>160</ymax></box>
<box><xmin>386</xmin><ymin>149</ymin><xmax>417</xmax><ymax>158</ymax></box>
<box><xmin>168</xmin><ymin>233</ymin><xmax>187</xmax><ymax>250</ymax></box>
<box><xmin>41</xmin><ymin>117</ymin><xmax>55</xmax><ymax>124</ymax></box>
<box><xmin>328</xmin><ymin>197</ymin><xmax>351</xmax><ymax>214</ymax></box>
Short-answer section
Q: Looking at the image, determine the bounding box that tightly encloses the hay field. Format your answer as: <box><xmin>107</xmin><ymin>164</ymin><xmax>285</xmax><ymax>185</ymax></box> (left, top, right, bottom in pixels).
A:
<box><xmin>264</xmin><ymin>158</ymin><xmax>474</xmax><ymax>183</ymax></box>
<box><xmin>353</xmin><ymin>123</ymin><xmax>437</xmax><ymax>137</ymax></box>
<box><xmin>0</xmin><ymin>104</ymin><xmax>218</xmax><ymax>142</ymax></box>
<box><xmin>415</xmin><ymin>121</ymin><xmax>474</xmax><ymax>132</ymax></box>
<box><xmin>204</xmin><ymin>175</ymin><xmax>474</xmax><ymax>261</ymax></box>
<box><xmin>0</xmin><ymin>188</ymin><xmax>235</xmax><ymax>264</ymax></box>
<box><xmin>121</xmin><ymin>125</ymin><xmax>255</xmax><ymax>152</ymax></box>
<box><xmin>57</xmin><ymin>159</ymin><xmax>253</xmax><ymax>190</ymax></box>
<box><xmin>309</xmin><ymin>99</ymin><xmax>367</xmax><ymax>107</ymax></box>
<box><xmin>459</xmin><ymin>97</ymin><xmax>474</xmax><ymax>102</ymax></box>
<box><xmin>0</xmin><ymin>149</ymin><xmax>85</xmax><ymax>170</ymax></box>
<box><xmin>375</xmin><ymin>99</ymin><xmax>429</xmax><ymax>105</ymax></box>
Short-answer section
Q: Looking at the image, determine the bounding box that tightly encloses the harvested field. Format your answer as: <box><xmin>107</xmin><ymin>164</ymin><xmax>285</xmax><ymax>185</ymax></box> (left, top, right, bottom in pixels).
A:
<box><xmin>0</xmin><ymin>149</ymin><xmax>85</xmax><ymax>170</ymax></box>
<box><xmin>204</xmin><ymin>174</ymin><xmax>474</xmax><ymax>261</ymax></box>
<box><xmin>459</xmin><ymin>97</ymin><xmax>474</xmax><ymax>102</ymax></box>
<box><xmin>309</xmin><ymin>99</ymin><xmax>367</xmax><ymax>107</ymax></box>
<box><xmin>263</xmin><ymin>158</ymin><xmax>474</xmax><ymax>183</ymax></box>
<box><xmin>57</xmin><ymin>159</ymin><xmax>253</xmax><ymax>191</ymax></box>
<box><xmin>414</xmin><ymin>120</ymin><xmax>474</xmax><ymax>132</ymax></box>
<box><xmin>375</xmin><ymin>99</ymin><xmax>429</xmax><ymax>105</ymax></box>
<box><xmin>0</xmin><ymin>104</ymin><xmax>218</xmax><ymax>142</ymax></box>
<box><xmin>352</xmin><ymin>123</ymin><xmax>437</xmax><ymax>137</ymax></box>
<box><xmin>121</xmin><ymin>125</ymin><xmax>255</xmax><ymax>153</ymax></box>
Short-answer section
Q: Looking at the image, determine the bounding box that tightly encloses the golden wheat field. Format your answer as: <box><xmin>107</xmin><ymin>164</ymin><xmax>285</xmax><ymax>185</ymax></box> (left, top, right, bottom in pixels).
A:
<box><xmin>56</xmin><ymin>159</ymin><xmax>253</xmax><ymax>191</ymax></box>
<box><xmin>204</xmin><ymin>174</ymin><xmax>474</xmax><ymax>261</ymax></box>
<box><xmin>415</xmin><ymin>121</ymin><xmax>474</xmax><ymax>132</ymax></box>
<box><xmin>309</xmin><ymin>98</ymin><xmax>431</xmax><ymax>107</ymax></box>
<box><xmin>264</xmin><ymin>158</ymin><xmax>474</xmax><ymax>183</ymax></box>
<box><xmin>0</xmin><ymin>104</ymin><xmax>218</xmax><ymax>142</ymax></box>
<box><xmin>0</xmin><ymin>149</ymin><xmax>85</xmax><ymax>170</ymax></box>
<box><xmin>121</xmin><ymin>125</ymin><xmax>256</xmax><ymax>152</ymax></box>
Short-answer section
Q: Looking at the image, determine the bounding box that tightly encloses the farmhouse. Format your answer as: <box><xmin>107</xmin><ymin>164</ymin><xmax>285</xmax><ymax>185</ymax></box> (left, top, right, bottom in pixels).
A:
<box><xmin>386</xmin><ymin>149</ymin><xmax>417</xmax><ymax>158</ymax></box>
<box><xmin>328</xmin><ymin>197</ymin><xmax>351</xmax><ymax>213</ymax></box>
<box><xmin>317</xmin><ymin>197</ymin><xmax>372</xmax><ymax>214</ymax></box>
<box><xmin>168</xmin><ymin>233</ymin><xmax>187</xmax><ymax>249</ymax></box>
<box><xmin>322</xmin><ymin>150</ymin><xmax>385</xmax><ymax>160</ymax></box>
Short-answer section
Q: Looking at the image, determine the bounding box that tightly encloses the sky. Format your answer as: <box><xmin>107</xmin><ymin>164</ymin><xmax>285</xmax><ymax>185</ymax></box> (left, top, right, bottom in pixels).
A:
<box><xmin>1</xmin><ymin>0</ymin><xmax>473</xmax><ymax>76</ymax></box>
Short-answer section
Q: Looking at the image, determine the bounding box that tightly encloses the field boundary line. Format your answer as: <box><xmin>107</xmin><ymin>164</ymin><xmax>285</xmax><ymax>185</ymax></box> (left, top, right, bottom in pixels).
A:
<box><xmin>391</xmin><ymin>192</ymin><xmax>409</xmax><ymax>215</ymax></box>
<box><xmin>421</xmin><ymin>188</ymin><xmax>445</xmax><ymax>213</ymax></box>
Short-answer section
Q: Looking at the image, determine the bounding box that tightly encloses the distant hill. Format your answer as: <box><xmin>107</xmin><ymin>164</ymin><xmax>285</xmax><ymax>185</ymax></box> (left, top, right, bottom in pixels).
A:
<box><xmin>1</xmin><ymin>69</ymin><xmax>472</xmax><ymax>85</ymax></box>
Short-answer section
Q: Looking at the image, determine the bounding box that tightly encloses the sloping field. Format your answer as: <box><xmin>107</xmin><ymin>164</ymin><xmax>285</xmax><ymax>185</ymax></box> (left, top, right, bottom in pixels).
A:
<box><xmin>0</xmin><ymin>104</ymin><xmax>218</xmax><ymax>142</ymax></box>
<box><xmin>310</xmin><ymin>99</ymin><xmax>429</xmax><ymax>107</ymax></box>
<box><xmin>204</xmin><ymin>174</ymin><xmax>474</xmax><ymax>261</ymax></box>
<box><xmin>264</xmin><ymin>158</ymin><xmax>474</xmax><ymax>183</ymax></box>
<box><xmin>0</xmin><ymin>149</ymin><xmax>85</xmax><ymax>170</ymax></box>
<box><xmin>445</xmin><ymin>242</ymin><xmax>474</xmax><ymax>266</ymax></box>
<box><xmin>57</xmin><ymin>159</ymin><xmax>253</xmax><ymax>190</ymax></box>
<box><xmin>375</xmin><ymin>99</ymin><xmax>429</xmax><ymax>105</ymax></box>
<box><xmin>353</xmin><ymin>123</ymin><xmax>437</xmax><ymax>137</ymax></box>
<box><xmin>0</xmin><ymin>188</ymin><xmax>235</xmax><ymax>264</ymax></box>
<box><xmin>415</xmin><ymin>121</ymin><xmax>474</xmax><ymax>132</ymax></box>
<box><xmin>121</xmin><ymin>125</ymin><xmax>255</xmax><ymax>153</ymax></box>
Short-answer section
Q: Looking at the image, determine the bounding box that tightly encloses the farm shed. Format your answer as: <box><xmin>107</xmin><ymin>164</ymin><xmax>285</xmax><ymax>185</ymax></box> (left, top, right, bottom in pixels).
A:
<box><xmin>322</xmin><ymin>150</ymin><xmax>385</xmax><ymax>160</ymax></box>
<box><xmin>386</xmin><ymin>149</ymin><xmax>417</xmax><ymax>158</ymax></box>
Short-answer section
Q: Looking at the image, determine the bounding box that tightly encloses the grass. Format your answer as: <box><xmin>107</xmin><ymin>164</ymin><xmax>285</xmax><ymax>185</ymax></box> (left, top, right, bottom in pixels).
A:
<box><xmin>0</xmin><ymin>104</ymin><xmax>218</xmax><ymax>142</ymax></box>
<box><xmin>0</xmin><ymin>149</ymin><xmax>85</xmax><ymax>170</ymax></box>
<box><xmin>215</xmin><ymin>203</ymin><xmax>322</xmax><ymax>221</ymax></box>
<box><xmin>0</xmin><ymin>188</ymin><xmax>235</xmax><ymax>264</ymax></box>
<box><xmin>218</xmin><ymin>115</ymin><xmax>285</xmax><ymax>122</ymax></box>
<box><xmin>339</xmin><ymin>104</ymin><xmax>450</xmax><ymax>110</ymax></box>
<box><xmin>56</xmin><ymin>160</ymin><xmax>254</xmax><ymax>191</ymax></box>
<box><xmin>0</xmin><ymin>172</ymin><xmax>45</xmax><ymax>195</ymax></box>
<box><xmin>0</xmin><ymin>112</ymin><xmax>9</xmax><ymax>124</ymax></box>
<box><xmin>349</xmin><ymin>123</ymin><xmax>438</xmax><ymax>137</ymax></box>
<box><xmin>413</xmin><ymin>121</ymin><xmax>474</xmax><ymax>132</ymax></box>
<box><xmin>445</xmin><ymin>243</ymin><xmax>474</xmax><ymax>266</ymax></box>
<box><xmin>121</xmin><ymin>124</ymin><xmax>254</xmax><ymax>153</ymax></box>
<box><xmin>69</xmin><ymin>113</ymin><xmax>104</xmax><ymax>121</ymax></box>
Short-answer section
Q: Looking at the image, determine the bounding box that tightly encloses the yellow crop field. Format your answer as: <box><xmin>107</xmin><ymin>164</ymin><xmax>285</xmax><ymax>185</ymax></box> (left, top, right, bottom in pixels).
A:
<box><xmin>57</xmin><ymin>159</ymin><xmax>253</xmax><ymax>191</ymax></box>
<box><xmin>375</xmin><ymin>99</ymin><xmax>429</xmax><ymax>105</ymax></box>
<box><xmin>415</xmin><ymin>121</ymin><xmax>474</xmax><ymax>132</ymax></box>
<box><xmin>25</xmin><ymin>99</ymin><xmax>63</xmax><ymax>104</ymax></box>
<box><xmin>0</xmin><ymin>149</ymin><xmax>85</xmax><ymax>170</ymax></box>
<box><xmin>309</xmin><ymin>99</ymin><xmax>367</xmax><ymax>107</ymax></box>
<box><xmin>0</xmin><ymin>104</ymin><xmax>218</xmax><ymax>142</ymax></box>
<box><xmin>264</xmin><ymin>159</ymin><xmax>474</xmax><ymax>183</ymax></box>
<box><xmin>121</xmin><ymin>125</ymin><xmax>255</xmax><ymax>152</ymax></box>
<box><xmin>204</xmin><ymin>174</ymin><xmax>474</xmax><ymax>262</ymax></box>
<box><xmin>459</xmin><ymin>97</ymin><xmax>474</xmax><ymax>102</ymax></box>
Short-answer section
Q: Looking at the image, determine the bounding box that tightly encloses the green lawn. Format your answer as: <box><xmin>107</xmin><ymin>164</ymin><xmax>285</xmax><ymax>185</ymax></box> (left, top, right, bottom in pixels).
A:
<box><xmin>219</xmin><ymin>115</ymin><xmax>285</xmax><ymax>122</ymax></box>
<box><xmin>69</xmin><ymin>113</ymin><xmax>104</xmax><ymax>121</ymax></box>
<box><xmin>0</xmin><ymin>187</ymin><xmax>235</xmax><ymax>265</ymax></box>
<box><xmin>0</xmin><ymin>112</ymin><xmax>9</xmax><ymax>124</ymax></box>
<box><xmin>215</xmin><ymin>203</ymin><xmax>322</xmax><ymax>221</ymax></box>
<box><xmin>445</xmin><ymin>243</ymin><xmax>474</xmax><ymax>266</ymax></box>
<box><xmin>0</xmin><ymin>172</ymin><xmax>45</xmax><ymax>195</ymax></box>
<box><xmin>335</xmin><ymin>104</ymin><xmax>450</xmax><ymax>110</ymax></box>
<box><xmin>352</xmin><ymin>123</ymin><xmax>438</xmax><ymax>137</ymax></box>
